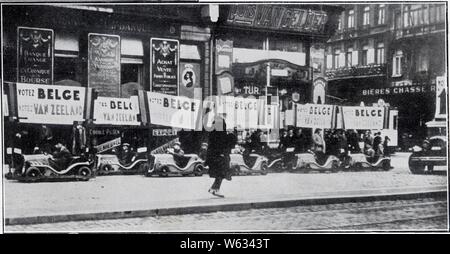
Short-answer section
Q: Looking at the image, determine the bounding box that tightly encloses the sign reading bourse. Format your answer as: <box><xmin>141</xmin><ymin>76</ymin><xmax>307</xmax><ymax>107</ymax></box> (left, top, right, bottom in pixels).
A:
<box><xmin>93</xmin><ymin>96</ymin><xmax>140</xmax><ymax>126</ymax></box>
<box><xmin>17</xmin><ymin>27</ymin><xmax>54</xmax><ymax>85</ymax></box>
<box><xmin>151</xmin><ymin>38</ymin><xmax>179</xmax><ymax>96</ymax></box>
<box><xmin>88</xmin><ymin>33</ymin><xmax>121</xmax><ymax>97</ymax></box>
<box><xmin>15</xmin><ymin>83</ymin><xmax>86</xmax><ymax>125</ymax></box>
<box><xmin>226</xmin><ymin>5</ymin><xmax>328</xmax><ymax>34</ymax></box>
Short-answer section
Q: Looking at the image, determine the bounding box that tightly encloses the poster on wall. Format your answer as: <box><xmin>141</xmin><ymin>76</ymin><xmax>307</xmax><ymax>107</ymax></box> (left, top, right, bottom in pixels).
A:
<box><xmin>313</xmin><ymin>78</ymin><xmax>326</xmax><ymax>104</ymax></box>
<box><xmin>296</xmin><ymin>104</ymin><xmax>336</xmax><ymax>129</ymax></box>
<box><xmin>3</xmin><ymin>90</ymin><xmax>9</xmax><ymax>117</ymax></box>
<box><xmin>179</xmin><ymin>62</ymin><xmax>201</xmax><ymax>99</ymax></box>
<box><xmin>151</xmin><ymin>38</ymin><xmax>179</xmax><ymax>96</ymax></box>
<box><xmin>435</xmin><ymin>76</ymin><xmax>447</xmax><ymax>119</ymax></box>
<box><xmin>215</xmin><ymin>39</ymin><xmax>234</xmax><ymax>96</ymax></box>
<box><xmin>17</xmin><ymin>27</ymin><xmax>54</xmax><ymax>85</ymax></box>
<box><xmin>342</xmin><ymin>106</ymin><xmax>385</xmax><ymax>130</ymax></box>
<box><xmin>93</xmin><ymin>96</ymin><xmax>140</xmax><ymax>126</ymax></box>
<box><xmin>15</xmin><ymin>83</ymin><xmax>86</xmax><ymax>125</ymax></box>
<box><xmin>88</xmin><ymin>33</ymin><xmax>121</xmax><ymax>97</ymax></box>
<box><xmin>146</xmin><ymin>92</ymin><xmax>201</xmax><ymax>130</ymax></box>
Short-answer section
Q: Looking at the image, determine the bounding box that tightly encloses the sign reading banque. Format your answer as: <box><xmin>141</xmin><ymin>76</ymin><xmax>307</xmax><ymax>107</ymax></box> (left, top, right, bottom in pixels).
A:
<box><xmin>88</xmin><ymin>33</ymin><xmax>121</xmax><ymax>97</ymax></box>
<box><xmin>93</xmin><ymin>96</ymin><xmax>140</xmax><ymax>125</ymax></box>
<box><xmin>17</xmin><ymin>27</ymin><xmax>54</xmax><ymax>85</ymax></box>
<box><xmin>151</xmin><ymin>38</ymin><xmax>179</xmax><ymax>96</ymax></box>
<box><xmin>16</xmin><ymin>83</ymin><xmax>86</xmax><ymax>125</ymax></box>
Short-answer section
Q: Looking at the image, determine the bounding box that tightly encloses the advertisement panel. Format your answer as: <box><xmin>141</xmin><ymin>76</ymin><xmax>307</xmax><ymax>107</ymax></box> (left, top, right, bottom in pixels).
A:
<box><xmin>435</xmin><ymin>76</ymin><xmax>447</xmax><ymax>119</ymax></box>
<box><xmin>17</xmin><ymin>27</ymin><xmax>54</xmax><ymax>85</ymax></box>
<box><xmin>88</xmin><ymin>33</ymin><xmax>121</xmax><ymax>97</ymax></box>
<box><xmin>150</xmin><ymin>38</ymin><xmax>179</xmax><ymax>96</ymax></box>
<box><xmin>147</xmin><ymin>92</ymin><xmax>201</xmax><ymax>130</ymax></box>
<box><xmin>296</xmin><ymin>104</ymin><xmax>336</xmax><ymax>129</ymax></box>
<box><xmin>16</xmin><ymin>83</ymin><xmax>86</xmax><ymax>125</ymax></box>
<box><xmin>179</xmin><ymin>62</ymin><xmax>201</xmax><ymax>99</ymax></box>
<box><xmin>93</xmin><ymin>96</ymin><xmax>140</xmax><ymax>126</ymax></box>
<box><xmin>342</xmin><ymin>106</ymin><xmax>385</xmax><ymax>130</ymax></box>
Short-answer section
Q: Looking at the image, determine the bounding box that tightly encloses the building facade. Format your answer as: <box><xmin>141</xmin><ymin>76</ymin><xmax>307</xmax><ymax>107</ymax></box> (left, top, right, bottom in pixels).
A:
<box><xmin>324</xmin><ymin>3</ymin><xmax>446</xmax><ymax>148</ymax></box>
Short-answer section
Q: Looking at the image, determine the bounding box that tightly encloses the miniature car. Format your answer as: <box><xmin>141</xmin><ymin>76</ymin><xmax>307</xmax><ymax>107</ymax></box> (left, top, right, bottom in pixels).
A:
<box><xmin>5</xmin><ymin>153</ymin><xmax>94</xmax><ymax>182</ymax></box>
<box><xmin>229</xmin><ymin>153</ymin><xmax>269</xmax><ymax>176</ymax></box>
<box><xmin>345</xmin><ymin>153</ymin><xmax>392</xmax><ymax>171</ymax></box>
<box><xmin>408</xmin><ymin>136</ymin><xmax>447</xmax><ymax>174</ymax></box>
<box><xmin>291</xmin><ymin>152</ymin><xmax>341</xmax><ymax>173</ymax></box>
<box><xmin>145</xmin><ymin>153</ymin><xmax>205</xmax><ymax>177</ymax></box>
<box><xmin>96</xmin><ymin>147</ymin><xmax>149</xmax><ymax>175</ymax></box>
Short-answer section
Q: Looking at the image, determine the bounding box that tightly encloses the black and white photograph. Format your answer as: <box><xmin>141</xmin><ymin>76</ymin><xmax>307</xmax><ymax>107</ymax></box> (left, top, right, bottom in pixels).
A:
<box><xmin>0</xmin><ymin>0</ymin><xmax>448</xmax><ymax>236</ymax></box>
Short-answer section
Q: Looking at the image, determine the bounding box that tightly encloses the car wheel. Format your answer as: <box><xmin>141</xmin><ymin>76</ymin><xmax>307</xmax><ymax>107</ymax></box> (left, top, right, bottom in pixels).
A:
<box><xmin>194</xmin><ymin>164</ymin><xmax>204</xmax><ymax>176</ymax></box>
<box><xmin>160</xmin><ymin>166</ymin><xmax>169</xmax><ymax>177</ymax></box>
<box><xmin>26</xmin><ymin>167</ymin><xmax>41</xmax><ymax>179</ymax></box>
<box><xmin>382</xmin><ymin>160</ymin><xmax>391</xmax><ymax>171</ymax></box>
<box><xmin>409</xmin><ymin>156</ymin><xmax>426</xmax><ymax>174</ymax></box>
<box><xmin>331</xmin><ymin>161</ymin><xmax>340</xmax><ymax>173</ymax></box>
<box><xmin>100</xmin><ymin>164</ymin><xmax>113</xmax><ymax>172</ymax></box>
<box><xmin>427</xmin><ymin>165</ymin><xmax>434</xmax><ymax>172</ymax></box>
<box><xmin>260</xmin><ymin>162</ymin><xmax>268</xmax><ymax>175</ymax></box>
<box><xmin>78</xmin><ymin>166</ymin><xmax>92</xmax><ymax>178</ymax></box>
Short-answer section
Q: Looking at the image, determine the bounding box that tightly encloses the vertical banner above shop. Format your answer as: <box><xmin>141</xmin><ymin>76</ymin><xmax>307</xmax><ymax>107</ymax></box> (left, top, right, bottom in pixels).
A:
<box><xmin>17</xmin><ymin>27</ymin><xmax>54</xmax><ymax>85</ymax></box>
<box><xmin>296</xmin><ymin>104</ymin><xmax>336</xmax><ymax>129</ymax></box>
<box><xmin>215</xmin><ymin>39</ymin><xmax>234</xmax><ymax>96</ymax></box>
<box><xmin>146</xmin><ymin>92</ymin><xmax>201</xmax><ymax>130</ymax></box>
<box><xmin>88</xmin><ymin>33</ymin><xmax>121</xmax><ymax>97</ymax></box>
<box><xmin>342</xmin><ymin>106</ymin><xmax>385</xmax><ymax>130</ymax></box>
<box><xmin>15</xmin><ymin>83</ymin><xmax>86</xmax><ymax>125</ymax></box>
<box><xmin>435</xmin><ymin>76</ymin><xmax>447</xmax><ymax>119</ymax></box>
<box><xmin>179</xmin><ymin>62</ymin><xmax>201</xmax><ymax>99</ymax></box>
<box><xmin>151</xmin><ymin>38</ymin><xmax>179</xmax><ymax>96</ymax></box>
<box><xmin>93</xmin><ymin>96</ymin><xmax>140</xmax><ymax>126</ymax></box>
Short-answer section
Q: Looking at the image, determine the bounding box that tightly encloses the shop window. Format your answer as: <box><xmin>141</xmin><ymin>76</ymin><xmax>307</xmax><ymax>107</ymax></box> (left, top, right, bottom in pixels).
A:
<box><xmin>377</xmin><ymin>4</ymin><xmax>385</xmax><ymax>25</ymax></box>
<box><xmin>269</xmin><ymin>39</ymin><xmax>304</xmax><ymax>53</ymax></box>
<box><xmin>376</xmin><ymin>43</ymin><xmax>385</xmax><ymax>64</ymax></box>
<box><xmin>233</xmin><ymin>36</ymin><xmax>265</xmax><ymax>63</ymax></box>
<box><xmin>121</xmin><ymin>37</ymin><xmax>144</xmax><ymax>96</ymax></box>
<box><xmin>347</xmin><ymin>9</ymin><xmax>355</xmax><ymax>28</ymax></box>
<box><xmin>54</xmin><ymin>31</ymin><xmax>79</xmax><ymax>83</ymax></box>
<box><xmin>54</xmin><ymin>57</ymin><xmax>78</xmax><ymax>82</ymax></box>
<box><xmin>363</xmin><ymin>6</ymin><xmax>370</xmax><ymax>26</ymax></box>
<box><xmin>392</xmin><ymin>50</ymin><xmax>403</xmax><ymax>77</ymax></box>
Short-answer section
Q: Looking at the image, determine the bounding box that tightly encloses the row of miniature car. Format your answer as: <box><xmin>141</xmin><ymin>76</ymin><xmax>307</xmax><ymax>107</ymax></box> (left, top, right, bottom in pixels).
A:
<box><xmin>4</xmin><ymin>147</ymin><xmax>393</xmax><ymax>182</ymax></box>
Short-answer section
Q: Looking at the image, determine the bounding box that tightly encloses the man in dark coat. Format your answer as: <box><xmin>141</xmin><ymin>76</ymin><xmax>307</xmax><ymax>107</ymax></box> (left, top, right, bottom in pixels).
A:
<box><xmin>206</xmin><ymin>116</ymin><xmax>235</xmax><ymax>198</ymax></box>
<box><xmin>48</xmin><ymin>142</ymin><xmax>72</xmax><ymax>171</ymax></box>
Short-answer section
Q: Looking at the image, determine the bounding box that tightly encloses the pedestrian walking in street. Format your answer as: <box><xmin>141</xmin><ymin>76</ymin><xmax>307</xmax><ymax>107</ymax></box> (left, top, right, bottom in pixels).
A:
<box><xmin>205</xmin><ymin>116</ymin><xmax>235</xmax><ymax>198</ymax></box>
<box><xmin>383</xmin><ymin>136</ymin><xmax>391</xmax><ymax>157</ymax></box>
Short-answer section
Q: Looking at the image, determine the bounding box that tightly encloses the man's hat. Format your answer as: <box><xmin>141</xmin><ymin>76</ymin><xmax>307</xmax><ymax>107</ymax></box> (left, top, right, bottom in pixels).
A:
<box><xmin>122</xmin><ymin>143</ymin><xmax>130</xmax><ymax>147</ymax></box>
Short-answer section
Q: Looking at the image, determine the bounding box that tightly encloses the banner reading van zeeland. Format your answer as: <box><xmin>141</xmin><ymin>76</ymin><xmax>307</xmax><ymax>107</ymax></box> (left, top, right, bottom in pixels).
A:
<box><xmin>147</xmin><ymin>92</ymin><xmax>201</xmax><ymax>130</ymax></box>
<box><xmin>93</xmin><ymin>96</ymin><xmax>140</xmax><ymax>125</ymax></box>
<box><xmin>16</xmin><ymin>83</ymin><xmax>86</xmax><ymax>125</ymax></box>
<box><xmin>342</xmin><ymin>106</ymin><xmax>385</xmax><ymax>130</ymax></box>
<box><xmin>296</xmin><ymin>104</ymin><xmax>336</xmax><ymax>129</ymax></box>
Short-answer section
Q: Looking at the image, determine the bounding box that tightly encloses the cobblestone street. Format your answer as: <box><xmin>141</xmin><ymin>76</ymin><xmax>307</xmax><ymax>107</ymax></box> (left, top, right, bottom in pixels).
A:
<box><xmin>7</xmin><ymin>196</ymin><xmax>447</xmax><ymax>232</ymax></box>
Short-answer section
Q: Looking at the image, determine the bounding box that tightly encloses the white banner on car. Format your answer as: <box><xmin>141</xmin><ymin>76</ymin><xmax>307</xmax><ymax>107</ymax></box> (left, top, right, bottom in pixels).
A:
<box><xmin>147</xmin><ymin>92</ymin><xmax>202</xmax><ymax>130</ymax></box>
<box><xmin>93</xmin><ymin>96</ymin><xmax>140</xmax><ymax>125</ymax></box>
<box><xmin>16</xmin><ymin>83</ymin><xmax>86</xmax><ymax>125</ymax></box>
<box><xmin>296</xmin><ymin>104</ymin><xmax>336</xmax><ymax>129</ymax></box>
<box><xmin>342</xmin><ymin>106</ymin><xmax>385</xmax><ymax>130</ymax></box>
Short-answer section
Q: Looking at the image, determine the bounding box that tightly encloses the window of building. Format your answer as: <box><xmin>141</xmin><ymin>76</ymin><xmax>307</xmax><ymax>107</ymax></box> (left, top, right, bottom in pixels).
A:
<box><xmin>430</xmin><ymin>4</ymin><xmax>445</xmax><ymax>23</ymax></box>
<box><xmin>334</xmin><ymin>49</ymin><xmax>341</xmax><ymax>69</ymax></box>
<box><xmin>121</xmin><ymin>37</ymin><xmax>144</xmax><ymax>97</ymax></box>
<box><xmin>416</xmin><ymin>47</ymin><xmax>429</xmax><ymax>72</ymax></box>
<box><xmin>361</xmin><ymin>45</ymin><xmax>369</xmax><ymax>66</ymax></box>
<box><xmin>363</xmin><ymin>6</ymin><xmax>370</xmax><ymax>26</ymax></box>
<box><xmin>404</xmin><ymin>5</ymin><xmax>425</xmax><ymax>28</ymax></box>
<box><xmin>377</xmin><ymin>4</ymin><xmax>385</xmax><ymax>25</ymax></box>
<box><xmin>347</xmin><ymin>9</ymin><xmax>355</xmax><ymax>28</ymax></box>
<box><xmin>392</xmin><ymin>50</ymin><xmax>403</xmax><ymax>77</ymax></box>
<box><xmin>346</xmin><ymin>48</ymin><xmax>353</xmax><ymax>67</ymax></box>
<box><xmin>338</xmin><ymin>15</ymin><xmax>343</xmax><ymax>30</ymax></box>
<box><xmin>54</xmin><ymin>31</ymin><xmax>80</xmax><ymax>83</ymax></box>
<box><xmin>376</xmin><ymin>43</ymin><xmax>385</xmax><ymax>64</ymax></box>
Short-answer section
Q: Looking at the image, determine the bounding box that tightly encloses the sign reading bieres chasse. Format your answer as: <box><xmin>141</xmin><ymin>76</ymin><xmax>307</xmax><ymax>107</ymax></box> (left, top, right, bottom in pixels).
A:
<box><xmin>16</xmin><ymin>83</ymin><xmax>86</xmax><ymax>125</ymax></box>
<box><xmin>147</xmin><ymin>92</ymin><xmax>201</xmax><ymax>130</ymax></box>
<box><xmin>226</xmin><ymin>5</ymin><xmax>328</xmax><ymax>33</ymax></box>
<box><xmin>296</xmin><ymin>104</ymin><xmax>336</xmax><ymax>129</ymax></box>
<box><xmin>151</xmin><ymin>38</ymin><xmax>179</xmax><ymax>96</ymax></box>
<box><xmin>93</xmin><ymin>96</ymin><xmax>140</xmax><ymax>126</ymax></box>
<box><xmin>17</xmin><ymin>27</ymin><xmax>54</xmax><ymax>85</ymax></box>
<box><xmin>342</xmin><ymin>106</ymin><xmax>386</xmax><ymax>130</ymax></box>
<box><xmin>88</xmin><ymin>33</ymin><xmax>121</xmax><ymax>97</ymax></box>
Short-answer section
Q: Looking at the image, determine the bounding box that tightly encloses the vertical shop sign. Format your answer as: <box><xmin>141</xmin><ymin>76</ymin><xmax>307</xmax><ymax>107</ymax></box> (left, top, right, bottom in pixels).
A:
<box><xmin>151</xmin><ymin>38</ymin><xmax>179</xmax><ymax>95</ymax></box>
<box><xmin>435</xmin><ymin>76</ymin><xmax>447</xmax><ymax>119</ymax></box>
<box><xmin>215</xmin><ymin>39</ymin><xmax>234</xmax><ymax>95</ymax></box>
<box><xmin>88</xmin><ymin>33</ymin><xmax>121</xmax><ymax>97</ymax></box>
<box><xmin>17</xmin><ymin>27</ymin><xmax>54</xmax><ymax>85</ymax></box>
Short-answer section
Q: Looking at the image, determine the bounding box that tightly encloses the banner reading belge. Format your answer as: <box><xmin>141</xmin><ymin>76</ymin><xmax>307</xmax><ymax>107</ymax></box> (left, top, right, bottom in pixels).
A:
<box><xmin>147</xmin><ymin>92</ymin><xmax>201</xmax><ymax>130</ymax></box>
<box><xmin>296</xmin><ymin>104</ymin><xmax>336</xmax><ymax>129</ymax></box>
<box><xmin>342</xmin><ymin>106</ymin><xmax>385</xmax><ymax>130</ymax></box>
<box><xmin>16</xmin><ymin>83</ymin><xmax>86</xmax><ymax>125</ymax></box>
<box><xmin>93</xmin><ymin>96</ymin><xmax>140</xmax><ymax>125</ymax></box>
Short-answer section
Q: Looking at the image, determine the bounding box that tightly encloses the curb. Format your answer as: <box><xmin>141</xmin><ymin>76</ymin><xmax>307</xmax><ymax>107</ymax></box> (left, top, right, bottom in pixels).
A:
<box><xmin>5</xmin><ymin>186</ymin><xmax>447</xmax><ymax>226</ymax></box>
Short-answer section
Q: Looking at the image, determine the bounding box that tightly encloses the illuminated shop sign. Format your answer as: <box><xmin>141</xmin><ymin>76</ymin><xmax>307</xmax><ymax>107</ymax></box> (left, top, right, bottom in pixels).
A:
<box><xmin>226</xmin><ymin>5</ymin><xmax>328</xmax><ymax>33</ymax></box>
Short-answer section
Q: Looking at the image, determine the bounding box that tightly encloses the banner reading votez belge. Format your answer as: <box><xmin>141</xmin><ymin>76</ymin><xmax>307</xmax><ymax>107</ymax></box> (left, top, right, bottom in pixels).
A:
<box><xmin>342</xmin><ymin>106</ymin><xmax>385</xmax><ymax>130</ymax></box>
<box><xmin>296</xmin><ymin>104</ymin><xmax>336</xmax><ymax>129</ymax></box>
<box><xmin>93</xmin><ymin>96</ymin><xmax>140</xmax><ymax>126</ymax></box>
<box><xmin>16</xmin><ymin>83</ymin><xmax>86</xmax><ymax>125</ymax></box>
<box><xmin>147</xmin><ymin>92</ymin><xmax>202</xmax><ymax>130</ymax></box>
